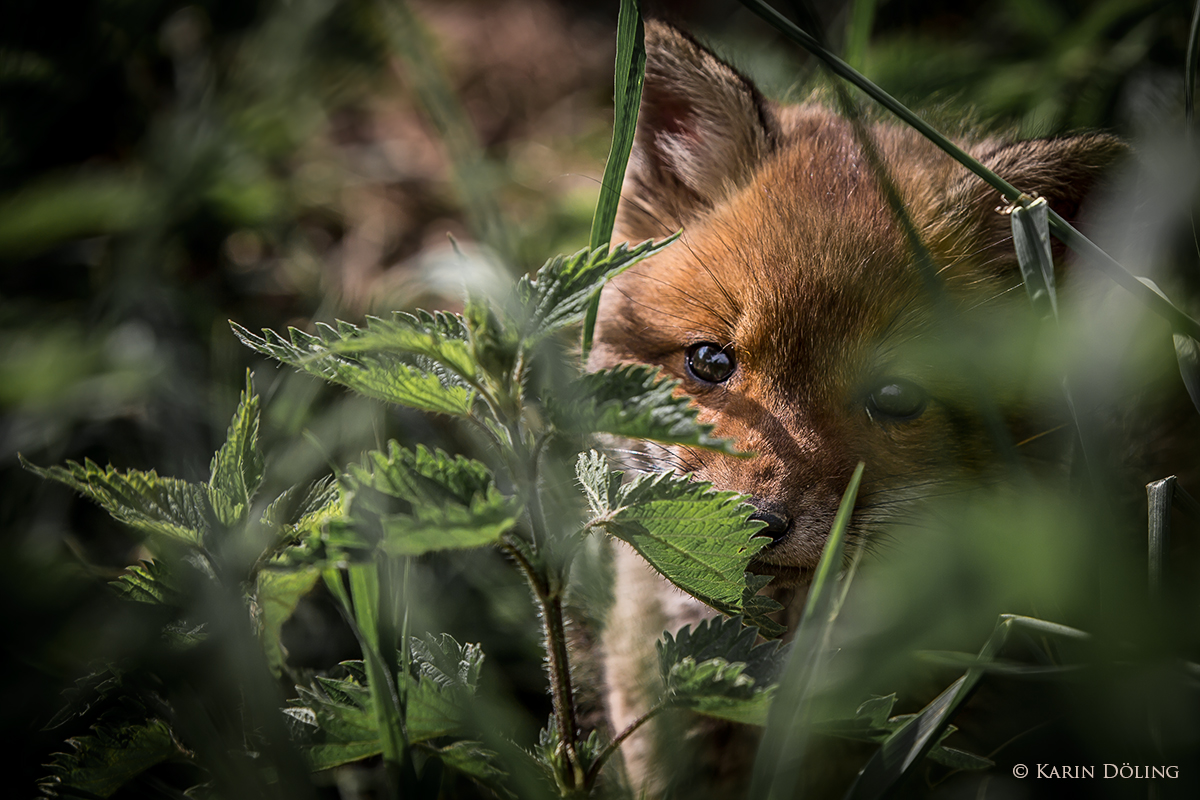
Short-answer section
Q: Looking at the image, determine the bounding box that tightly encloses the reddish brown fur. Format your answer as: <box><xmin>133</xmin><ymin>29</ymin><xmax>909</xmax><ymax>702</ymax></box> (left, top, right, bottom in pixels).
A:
<box><xmin>588</xmin><ymin>22</ymin><xmax>1129</xmax><ymax>796</ymax></box>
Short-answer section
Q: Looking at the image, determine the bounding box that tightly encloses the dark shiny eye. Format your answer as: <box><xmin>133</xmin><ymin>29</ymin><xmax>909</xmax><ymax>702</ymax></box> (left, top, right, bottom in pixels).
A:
<box><xmin>866</xmin><ymin>378</ymin><xmax>928</xmax><ymax>422</ymax></box>
<box><xmin>686</xmin><ymin>342</ymin><xmax>736</xmax><ymax>384</ymax></box>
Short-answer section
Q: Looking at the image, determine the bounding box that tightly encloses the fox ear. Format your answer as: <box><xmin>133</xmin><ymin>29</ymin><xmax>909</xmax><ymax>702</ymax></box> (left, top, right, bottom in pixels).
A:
<box><xmin>614</xmin><ymin>21</ymin><xmax>778</xmax><ymax>242</ymax></box>
<box><xmin>931</xmin><ymin>134</ymin><xmax>1128</xmax><ymax>270</ymax></box>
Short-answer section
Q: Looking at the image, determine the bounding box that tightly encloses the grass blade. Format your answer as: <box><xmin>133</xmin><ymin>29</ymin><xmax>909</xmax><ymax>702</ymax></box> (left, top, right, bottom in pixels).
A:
<box><xmin>347</xmin><ymin>564</ymin><xmax>407</xmax><ymax>784</ymax></box>
<box><xmin>843</xmin><ymin>0</ymin><xmax>877</xmax><ymax>70</ymax></box>
<box><xmin>583</xmin><ymin>0</ymin><xmax>645</xmax><ymax>360</ymax></box>
<box><xmin>749</xmin><ymin>462</ymin><xmax>865</xmax><ymax>800</ymax></box>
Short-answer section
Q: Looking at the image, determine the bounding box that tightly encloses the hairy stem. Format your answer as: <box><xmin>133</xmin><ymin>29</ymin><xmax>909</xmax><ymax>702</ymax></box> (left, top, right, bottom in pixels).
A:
<box><xmin>525</xmin><ymin>444</ymin><xmax>583</xmax><ymax>788</ymax></box>
<box><xmin>541</xmin><ymin>591</ymin><xmax>583</xmax><ymax>789</ymax></box>
<box><xmin>584</xmin><ymin>699</ymin><xmax>671</xmax><ymax>789</ymax></box>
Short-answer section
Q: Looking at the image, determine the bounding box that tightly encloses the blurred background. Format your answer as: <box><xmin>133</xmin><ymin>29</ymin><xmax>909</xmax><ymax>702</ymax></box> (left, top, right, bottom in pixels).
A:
<box><xmin>3</xmin><ymin>0</ymin><xmax>1197</xmax><ymax>794</ymax></box>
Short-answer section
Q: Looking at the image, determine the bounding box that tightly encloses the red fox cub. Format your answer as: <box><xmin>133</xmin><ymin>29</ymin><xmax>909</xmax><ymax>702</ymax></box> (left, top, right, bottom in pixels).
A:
<box><xmin>586</xmin><ymin>21</ymin><xmax>1145</xmax><ymax>795</ymax></box>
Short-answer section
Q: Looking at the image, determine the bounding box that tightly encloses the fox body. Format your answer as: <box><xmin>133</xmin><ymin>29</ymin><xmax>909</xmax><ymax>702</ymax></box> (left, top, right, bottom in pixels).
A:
<box><xmin>585</xmin><ymin>22</ymin><xmax>1151</xmax><ymax>795</ymax></box>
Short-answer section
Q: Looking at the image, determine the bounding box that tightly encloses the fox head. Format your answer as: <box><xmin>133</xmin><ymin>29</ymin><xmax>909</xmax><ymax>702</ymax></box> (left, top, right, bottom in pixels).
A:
<box><xmin>587</xmin><ymin>23</ymin><xmax>1125</xmax><ymax>585</ymax></box>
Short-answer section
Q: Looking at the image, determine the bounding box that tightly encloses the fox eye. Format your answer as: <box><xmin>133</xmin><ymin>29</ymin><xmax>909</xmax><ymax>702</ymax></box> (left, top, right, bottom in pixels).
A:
<box><xmin>866</xmin><ymin>378</ymin><xmax>928</xmax><ymax>422</ymax></box>
<box><xmin>686</xmin><ymin>342</ymin><xmax>736</xmax><ymax>384</ymax></box>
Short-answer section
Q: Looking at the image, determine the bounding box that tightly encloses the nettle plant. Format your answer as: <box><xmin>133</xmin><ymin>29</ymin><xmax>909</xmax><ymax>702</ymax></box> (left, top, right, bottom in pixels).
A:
<box><xmin>27</xmin><ymin>238</ymin><xmax>815</xmax><ymax>798</ymax></box>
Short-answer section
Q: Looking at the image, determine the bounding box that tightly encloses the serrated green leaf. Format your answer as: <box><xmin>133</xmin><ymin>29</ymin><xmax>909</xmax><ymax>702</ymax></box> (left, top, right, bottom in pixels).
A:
<box><xmin>288</xmin><ymin>635</ymin><xmax>485</xmax><ymax>770</ymax></box>
<box><xmin>740</xmin><ymin>572</ymin><xmax>786</xmax><ymax>639</ymax></box>
<box><xmin>256</xmin><ymin>567</ymin><xmax>320</xmax><ymax>677</ymax></box>
<box><xmin>657</xmin><ymin>615</ymin><xmax>784</xmax><ymax>725</ymax></box>
<box><xmin>231</xmin><ymin>320</ymin><xmax>476</xmax><ymax>416</ymax></box>
<box><xmin>208</xmin><ymin>372</ymin><xmax>265</xmax><ymax>527</ymax></box>
<box><xmin>286</xmin><ymin>672</ymin><xmax>381</xmax><ymax>771</ymax></box>
<box><xmin>518</xmin><ymin>237</ymin><xmax>678</xmax><ymax>340</ymax></box>
<box><xmin>407</xmin><ymin>634</ymin><xmax>484</xmax><ymax>742</ymax></box>
<box><xmin>659</xmin><ymin>615</ymin><xmax>785</xmax><ymax>685</ymax></box>
<box><xmin>410</xmin><ymin>633</ymin><xmax>485</xmax><ymax>691</ymax></box>
<box><xmin>322</xmin><ymin>311</ymin><xmax>476</xmax><ymax>379</ymax></box>
<box><xmin>41</xmin><ymin>718</ymin><xmax>183</xmax><ymax>797</ymax></box>
<box><xmin>344</xmin><ymin>443</ymin><xmax>519</xmax><ymax>556</ymax></box>
<box><xmin>22</xmin><ymin>456</ymin><xmax>211</xmax><ymax>546</ymax></box>
<box><xmin>261</xmin><ymin>475</ymin><xmax>342</xmax><ymax>532</ymax></box>
<box><xmin>577</xmin><ymin>451</ymin><xmax>768</xmax><ymax>615</ymax></box>
<box><xmin>426</xmin><ymin>740</ymin><xmax>509</xmax><ymax>786</ymax></box>
<box><xmin>111</xmin><ymin>560</ymin><xmax>181</xmax><ymax>606</ymax></box>
<box><xmin>549</xmin><ymin>364</ymin><xmax>737</xmax><ymax>453</ymax></box>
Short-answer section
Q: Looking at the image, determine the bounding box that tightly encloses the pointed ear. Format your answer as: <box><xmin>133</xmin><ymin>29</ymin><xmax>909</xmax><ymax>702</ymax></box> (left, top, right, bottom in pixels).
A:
<box><xmin>615</xmin><ymin>21</ymin><xmax>779</xmax><ymax>242</ymax></box>
<box><xmin>930</xmin><ymin>134</ymin><xmax>1128</xmax><ymax>270</ymax></box>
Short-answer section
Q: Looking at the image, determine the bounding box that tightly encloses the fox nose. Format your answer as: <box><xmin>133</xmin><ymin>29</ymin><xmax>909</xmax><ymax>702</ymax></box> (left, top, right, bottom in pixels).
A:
<box><xmin>747</xmin><ymin>499</ymin><xmax>793</xmax><ymax>543</ymax></box>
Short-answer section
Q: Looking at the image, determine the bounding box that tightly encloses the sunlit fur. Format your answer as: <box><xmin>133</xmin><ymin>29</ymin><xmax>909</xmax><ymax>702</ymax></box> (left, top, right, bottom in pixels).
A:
<box><xmin>586</xmin><ymin>22</ymin><xmax>1126</xmax><ymax>796</ymax></box>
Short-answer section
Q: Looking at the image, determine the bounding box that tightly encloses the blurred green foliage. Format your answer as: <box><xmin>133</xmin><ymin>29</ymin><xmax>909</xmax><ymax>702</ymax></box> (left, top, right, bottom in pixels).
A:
<box><xmin>5</xmin><ymin>0</ymin><xmax>1200</xmax><ymax>796</ymax></box>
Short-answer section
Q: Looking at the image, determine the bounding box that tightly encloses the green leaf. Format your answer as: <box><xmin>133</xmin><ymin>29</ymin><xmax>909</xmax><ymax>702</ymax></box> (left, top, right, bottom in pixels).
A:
<box><xmin>287</xmin><ymin>635</ymin><xmax>485</xmax><ymax>771</ymax></box>
<box><xmin>325</xmin><ymin>311</ymin><xmax>476</xmax><ymax>380</ymax></box>
<box><xmin>41</xmin><ymin>718</ymin><xmax>183</xmax><ymax>798</ymax></box>
<box><xmin>518</xmin><ymin>237</ymin><xmax>677</xmax><ymax>341</ymax></box>
<box><xmin>344</xmin><ymin>443</ymin><xmax>520</xmax><ymax>556</ymax></box>
<box><xmin>577</xmin><ymin>451</ymin><xmax>768</xmax><ymax>615</ymax></box>
<box><xmin>425</xmin><ymin>740</ymin><xmax>509</xmax><ymax>786</ymax></box>
<box><xmin>111</xmin><ymin>560</ymin><xmax>181</xmax><ymax>606</ymax></box>
<box><xmin>22</xmin><ymin>456</ymin><xmax>211</xmax><ymax>546</ymax></box>
<box><xmin>549</xmin><ymin>364</ymin><xmax>738</xmax><ymax>453</ymax></box>
<box><xmin>286</xmin><ymin>667</ymin><xmax>382</xmax><ymax>771</ymax></box>
<box><xmin>261</xmin><ymin>475</ymin><xmax>342</xmax><ymax>532</ymax></box>
<box><xmin>740</xmin><ymin>572</ymin><xmax>786</xmax><ymax>639</ymax></box>
<box><xmin>208</xmin><ymin>372</ymin><xmax>266</xmax><ymax>527</ymax></box>
<box><xmin>231</xmin><ymin>318</ymin><xmax>476</xmax><ymax>417</ymax></box>
<box><xmin>657</xmin><ymin>615</ymin><xmax>785</xmax><ymax>725</ymax></box>
<box><xmin>256</xmin><ymin>567</ymin><xmax>321</xmax><ymax>677</ymax></box>
<box><xmin>406</xmin><ymin>634</ymin><xmax>484</xmax><ymax>742</ymax></box>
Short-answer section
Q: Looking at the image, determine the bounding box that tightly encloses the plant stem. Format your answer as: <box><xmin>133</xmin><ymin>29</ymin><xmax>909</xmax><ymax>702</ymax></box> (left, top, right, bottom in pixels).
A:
<box><xmin>541</xmin><ymin>590</ymin><xmax>583</xmax><ymax>789</ymax></box>
<box><xmin>584</xmin><ymin>699</ymin><xmax>670</xmax><ymax>789</ymax></box>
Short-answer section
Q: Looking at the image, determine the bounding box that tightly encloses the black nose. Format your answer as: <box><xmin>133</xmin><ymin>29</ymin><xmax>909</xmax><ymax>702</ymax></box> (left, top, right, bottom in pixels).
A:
<box><xmin>747</xmin><ymin>499</ymin><xmax>793</xmax><ymax>543</ymax></box>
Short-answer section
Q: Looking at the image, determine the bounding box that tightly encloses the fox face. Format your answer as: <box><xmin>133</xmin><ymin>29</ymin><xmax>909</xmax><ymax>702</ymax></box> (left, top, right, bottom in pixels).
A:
<box><xmin>587</xmin><ymin>23</ymin><xmax>1124</xmax><ymax>586</ymax></box>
